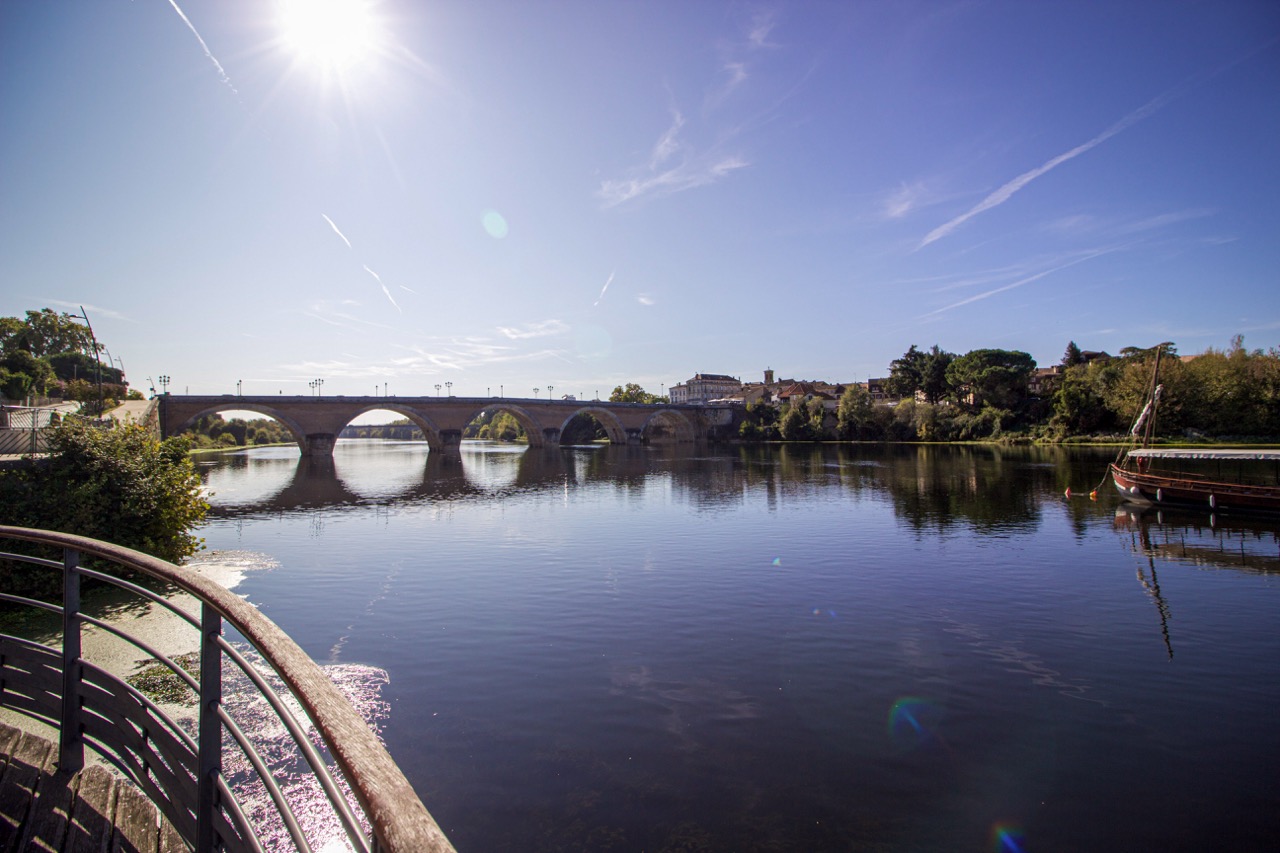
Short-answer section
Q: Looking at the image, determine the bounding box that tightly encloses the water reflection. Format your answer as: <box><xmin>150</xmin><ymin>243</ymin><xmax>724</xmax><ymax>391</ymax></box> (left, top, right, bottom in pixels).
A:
<box><xmin>1114</xmin><ymin>507</ymin><xmax>1280</xmax><ymax>659</ymax></box>
<box><xmin>202</xmin><ymin>441</ymin><xmax>1119</xmax><ymax>537</ymax></box>
<box><xmin>1115</xmin><ymin>506</ymin><xmax>1280</xmax><ymax>576</ymax></box>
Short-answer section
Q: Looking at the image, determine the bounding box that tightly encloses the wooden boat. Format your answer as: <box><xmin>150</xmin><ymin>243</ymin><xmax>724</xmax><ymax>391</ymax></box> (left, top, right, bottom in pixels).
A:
<box><xmin>1108</xmin><ymin>344</ymin><xmax>1280</xmax><ymax>515</ymax></box>
<box><xmin>1111</xmin><ymin>448</ymin><xmax>1280</xmax><ymax>515</ymax></box>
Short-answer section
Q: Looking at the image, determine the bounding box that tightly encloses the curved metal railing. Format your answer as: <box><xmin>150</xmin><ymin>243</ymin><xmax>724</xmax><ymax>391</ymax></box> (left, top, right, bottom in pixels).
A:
<box><xmin>0</xmin><ymin>525</ymin><xmax>456</xmax><ymax>853</ymax></box>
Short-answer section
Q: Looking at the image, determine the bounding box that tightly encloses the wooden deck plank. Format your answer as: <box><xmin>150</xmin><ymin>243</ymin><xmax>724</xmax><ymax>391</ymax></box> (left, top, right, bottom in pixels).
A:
<box><xmin>0</xmin><ymin>723</ymin><xmax>189</xmax><ymax>853</ymax></box>
<box><xmin>64</xmin><ymin>764</ymin><xmax>116</xmax><ymax>853</ymax></box>
<box><xmin>0</xmin><ymin>728</ymin><xmax>55</xmax><ymax>853</ymax></box>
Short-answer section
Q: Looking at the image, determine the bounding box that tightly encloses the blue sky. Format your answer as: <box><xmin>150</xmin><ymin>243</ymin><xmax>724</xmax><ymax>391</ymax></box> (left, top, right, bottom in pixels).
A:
<box><xmin>2</xmin><ymin>0</ymin><xmax>1277</xmax><ymax>400</ymax></box>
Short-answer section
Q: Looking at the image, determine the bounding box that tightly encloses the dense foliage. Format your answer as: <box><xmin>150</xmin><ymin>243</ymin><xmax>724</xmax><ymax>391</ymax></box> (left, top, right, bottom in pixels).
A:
<box><xmin>0</xmin><ymin>420</ymin><xmax>208</xmax><ymax>563</ymax></box>
<box><xmin>182</xmin><ymin>414</ymin><xmax>295</xmax><ymax>448</ymax></box>
<box><xmin>0</xmin><ymin>307</ymin><xmax>133</xmax><ymax>409</ymax></box>
<box><xmin>609</xmin><ymin>383</ymin><xmax>667</xmax><ymax>404</ymax></box>
<box><xmin>741</xmin><ymin>337</ymin><xmax>1280</xmax><ymax>443</ymax></box>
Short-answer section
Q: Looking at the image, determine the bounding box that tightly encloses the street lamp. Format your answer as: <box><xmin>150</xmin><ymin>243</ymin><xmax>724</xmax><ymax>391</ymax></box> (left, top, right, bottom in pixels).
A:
<box><xmin>237</xmin><ymin>379</ymin><xmax>242</xmax><ymax>396</ymax></box>
<box><xmin>533</xmin><ymin>387</ymin><xmax>540</xmax><ymax>399</ymax></box>
<box><xmin>500</xmin><ymin>384</ymin><xmax>503</xmax><ymax>398</ymax></box>
<box><xmin>547</xmin><ymin>385</ymin><xmax>554</xmax><ymax>399</ymax></box>
<box><xmin>445</xmin><ymin>381</ymin><xmax>453</xmax><ymax>397</ymax></box>
<box><xmin>158</xmin><ymin>375</ymin><xmax>170</xmax><ymax>395</ymax></box>
<box><xmin>435</xmin><ymin>384</ymin><xmax>442</xmax><ymax>397</ymax></box>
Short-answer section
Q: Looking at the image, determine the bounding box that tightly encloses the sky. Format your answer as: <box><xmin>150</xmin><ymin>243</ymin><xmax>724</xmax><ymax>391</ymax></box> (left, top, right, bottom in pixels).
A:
<box><xmin>1</xmin><ymin>0</ymin><xmax>1278</xmax><ymax>403</ymax></box>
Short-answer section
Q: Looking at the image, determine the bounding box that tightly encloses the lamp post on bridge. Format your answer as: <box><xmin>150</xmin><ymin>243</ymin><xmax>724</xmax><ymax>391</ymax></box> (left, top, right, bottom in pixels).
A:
<box><xmin>547</xmin><ymin>385</ymin><xmax>554</xmax><ymax>400</ymax></box>
<box><xmin>435</xmin><ymin>384</ymin><xmax>441</xmax><ymax>397</ymax></box>
<box><xmin>158</xmin><ymin>375</ymin><xmax>170</xmax><ymax>395</ymax></box>
<box><xmin>533</xmin><ymin>387</ymin><xmax>539</xmax><ymax>399</ymax></box>
<box><xmin>237</xmin><ymin>379</ymin><xmax>242</xmax><ymax>397</ymax></box>
<box><xmin>445</xmin><ymin>381</ymin><xmax>453</xmax><ymax>397</ymax></box>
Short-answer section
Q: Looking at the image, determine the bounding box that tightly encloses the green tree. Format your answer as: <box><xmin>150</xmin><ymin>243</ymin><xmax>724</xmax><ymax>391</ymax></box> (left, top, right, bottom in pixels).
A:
<box><xmin>778</xmin><ymin>401</ymin><xmax>818</xmax><ymax>441</ymax></box>
<box><xmin>10</xmin><ymin>308</ymin><xmax>93</xmax><ymax>359</ymax></box>
<box><xmin>945</xmin><ymin>349</ymin><xmax>1036</xmax><ymax>411</ymax></box>
<box><xmin>1062</xmin><ymin>340</ymin><xmax>1084</xmax><ymax>367</ymax></box>
<box><xmin>609</xmin><ymin>383</ymin><xmax>665</xmax><ymax>404</ymax></box>
<box><xmin>837</xmin><ymin>384</ymin><xmax>875</xmax><ymax>439</ymax></box>
<box><xmin>0</xmin><ymin>420</ymin><xmax>208</xmax><ymax>564</ymax></box>
<box><xmin>885</xmin><ymin>345</ymin><xmax>927</xmax><ymax>400</ymax></box>
<box><xmin>0</xmin><ymin>349</ymin><xmax>55</xmax><ymax>399</ymax></box>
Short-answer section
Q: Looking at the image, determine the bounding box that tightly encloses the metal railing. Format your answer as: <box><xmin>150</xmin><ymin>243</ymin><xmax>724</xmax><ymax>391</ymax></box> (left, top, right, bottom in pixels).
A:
<box><xmin>0</xmin><ymin>526</ymin><xmax>456</xmax><ymax>853</ymax></box>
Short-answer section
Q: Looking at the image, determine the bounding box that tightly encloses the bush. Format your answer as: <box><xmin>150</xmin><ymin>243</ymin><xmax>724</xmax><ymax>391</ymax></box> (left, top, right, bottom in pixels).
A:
<box><xmin>0</xmin><ymin>420</ymin><xmax>208</xmax><ymax>564</ymax></box>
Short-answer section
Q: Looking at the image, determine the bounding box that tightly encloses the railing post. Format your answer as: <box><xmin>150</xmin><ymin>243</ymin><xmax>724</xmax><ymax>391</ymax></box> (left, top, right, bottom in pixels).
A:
<box><xmin>59</xmin><ymin>547</ymin><xmax>84</xmax><ymax>772</ymax></box>
<box><xmin>197</xmin><ymin>602</ymin><xmax>223</xmax><ymax>853</ymax></box>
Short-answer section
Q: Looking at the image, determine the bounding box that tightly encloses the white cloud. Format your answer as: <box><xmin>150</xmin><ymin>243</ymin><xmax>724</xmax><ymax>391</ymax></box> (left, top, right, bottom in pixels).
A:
<box><xmin>497</xmin><ymin>320</ymin><xmax>569</xmax><ymax>340</ymax></box>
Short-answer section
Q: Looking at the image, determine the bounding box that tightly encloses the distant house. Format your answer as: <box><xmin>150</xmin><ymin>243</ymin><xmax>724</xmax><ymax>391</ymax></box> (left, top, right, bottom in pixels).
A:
<box><xmin>1029</xmin><ymin>365</ymin><xmax>1063</xmax><ymax>397</ymax></box>
<box><xmin>669</xmin><ymin>373</ymin><xmax>743</xmax><ymax>404</ymax></box>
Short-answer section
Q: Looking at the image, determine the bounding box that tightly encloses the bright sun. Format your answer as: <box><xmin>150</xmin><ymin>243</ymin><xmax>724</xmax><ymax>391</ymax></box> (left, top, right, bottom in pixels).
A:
<box><xmin>277</xmin><ymin>0</ymin><xmax>382</xmax><ymax>70</ymax></box>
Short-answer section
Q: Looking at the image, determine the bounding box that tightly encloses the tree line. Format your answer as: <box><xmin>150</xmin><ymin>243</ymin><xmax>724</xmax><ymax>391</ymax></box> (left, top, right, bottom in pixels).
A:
<box><xmin>0</xmin><ymin>308</ymin><xmax>138</xmax><ymax>412</ymax></box>
<box><xmin>741</xmin><ymin>337</ymin><xmax>1280</xmax><ymax>443</ymax></box>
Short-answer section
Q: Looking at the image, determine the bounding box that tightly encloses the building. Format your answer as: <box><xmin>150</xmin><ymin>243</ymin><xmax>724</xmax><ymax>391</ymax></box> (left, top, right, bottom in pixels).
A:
<box><xmin>668</xmin><ymin>373</ymin><xmax>743</xmax><ymax>405</ymax></box>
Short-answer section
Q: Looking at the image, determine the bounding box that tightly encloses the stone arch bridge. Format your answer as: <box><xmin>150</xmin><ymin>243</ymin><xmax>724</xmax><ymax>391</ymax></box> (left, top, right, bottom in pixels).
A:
<box><xmin>158</xmin><ymin>395</ymin><xmax>734</xmax><ymax>456</ymax></box>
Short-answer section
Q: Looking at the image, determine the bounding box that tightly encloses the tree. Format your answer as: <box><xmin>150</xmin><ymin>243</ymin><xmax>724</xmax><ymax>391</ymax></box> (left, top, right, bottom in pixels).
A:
<box><xmin>1062</xmin><ymin>340</ymin><xmax>1084</xmax><ymax>367</ymax></box>
<box><xmin>837</xmin><ymin>384</ymin><xmax>875</xmax><ymax>439</ymax></box>
<box><xmin>885</xmin><ymin>345</ymin><xmax>927</xmax><ymax>400</ymax></box>
<box><xmin>945</xmin><ymin>349</ymin><xmax>1035</xmax><ymax>411</ymax></box>
<box><xmin>609</xmin><ymin>383</ymin><xmax>665</xmax><ymax>404</ymax></box>
<box><xmin>0</xmin><ymin>349</ymin><xmax>55</xmax><ymax>399</ymax></box>
<box><xmin>886</xmin><ymin>344</ymin><xmax>953</xmax><ymax>403</ymax></box>
<box><xmin>11</xmin><ymin>308</ymin><xmax>93</xmax><ymax>359</ymax></box>
<box><xmin>778</xmin><ymin>401</ymin><xmax>815</xmax><ymax>441</ymax></box>
<box><xmin>920</xmin><ymin>345</ymin><xmax>955</xmax><ymax>404</ymax></box>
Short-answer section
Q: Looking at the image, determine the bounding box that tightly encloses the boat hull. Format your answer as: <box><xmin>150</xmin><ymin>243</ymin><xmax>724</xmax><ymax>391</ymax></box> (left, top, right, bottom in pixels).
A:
<box><xmin>1111</xmin><ymin>463</ymin><xmax>1280</xmax><ymax>515</ymax></box>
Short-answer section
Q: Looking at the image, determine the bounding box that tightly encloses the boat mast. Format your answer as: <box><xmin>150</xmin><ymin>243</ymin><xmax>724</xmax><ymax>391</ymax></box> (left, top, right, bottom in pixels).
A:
<box><xmin>1140</xmin><ymin>345</ymin><xmax>1164</xmax><ymax>449</ymax></box>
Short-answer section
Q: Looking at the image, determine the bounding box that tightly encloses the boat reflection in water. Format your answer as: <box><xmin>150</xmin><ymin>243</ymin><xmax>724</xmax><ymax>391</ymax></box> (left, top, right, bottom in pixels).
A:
<box><xmin>1114</xmin><ymin>505</ymin><xmax>1280</xmax><ymax>659</ymax></box>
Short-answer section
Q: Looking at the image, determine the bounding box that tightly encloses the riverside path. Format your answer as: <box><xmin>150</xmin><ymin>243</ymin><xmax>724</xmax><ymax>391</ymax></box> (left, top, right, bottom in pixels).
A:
<box><xmin>158</xmin><ymin>395</ymin><xmax>734</xmax><ymax>456</ymax></box>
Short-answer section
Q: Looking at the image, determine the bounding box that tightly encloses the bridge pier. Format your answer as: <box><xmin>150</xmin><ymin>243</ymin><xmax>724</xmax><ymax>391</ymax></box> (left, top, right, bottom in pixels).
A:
<box><xmin>625</xmin><ymin>428</ymin><xmax>644</xmax><ymax>445</ymax></box>
<box><xmin>541</xmin><ymin>427</ymin><xmax>561</xmax><ymax>447</ymax></box>
<box><xmin>302</xmin><ymin>433</ymin><xmax>338</xmax><ymax>456</ymax></box>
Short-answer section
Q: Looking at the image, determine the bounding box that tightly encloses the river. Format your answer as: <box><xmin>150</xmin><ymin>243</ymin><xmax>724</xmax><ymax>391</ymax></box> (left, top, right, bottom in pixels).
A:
<box><xmin>197</xmin><ymin>440</ymin><xmax>1280</xmax><ymax>852</ymax></box>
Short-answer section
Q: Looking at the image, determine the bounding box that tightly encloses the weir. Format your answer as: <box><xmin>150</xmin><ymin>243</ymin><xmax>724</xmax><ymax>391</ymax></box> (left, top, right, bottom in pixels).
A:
<box><xmin>157</xmin><ymin>395</ymin><xmax>734</xmax><ymax>456</ymax></box>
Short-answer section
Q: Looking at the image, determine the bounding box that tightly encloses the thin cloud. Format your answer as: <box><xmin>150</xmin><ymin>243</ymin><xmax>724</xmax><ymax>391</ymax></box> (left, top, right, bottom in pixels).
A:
<box><xmin>363</xmin><ymin>266</ymin><xmax>401</xmax><ymax>313</ymax></box>
<box><xmin>599</xmin><ymin>153</ymin><xmax>749</xmax><ymax>207</ymax></box>
<box><xmin>322</xmin><ymin>214</ymin><xmax>353</xmax><ymax>248</ymax></box>
<box><xmin>46</xmin><ymin>300</ymin><xmax>129</xmax><ymax>321</ymax></box>
<box><xmin>497</xmin><ymin>320</ymin><xmax>569</xmax><ymax>340</ymax></box>
<box><xmin>165</xmin><ymin>0</ymin><xmax>236</xmax><ymax>94</ymax></box>
<box><xmin>594</xmin><ymin>271</ymin><xmax>615</xmax><ymax>306</ymax></box>
<box><xmin>918</xmin><ymin>86</ymin><xmax>1191</xmax><ymax>250</ymax></box>
<box><xmin>923</xmin><ymin>248</ymin><xmax>1116</xmax><ymax>317</ymax></box>
<box><xmin>636</xmin><ymin>294</ymin><xmax>655</xmax><ymax>306</ymax></box>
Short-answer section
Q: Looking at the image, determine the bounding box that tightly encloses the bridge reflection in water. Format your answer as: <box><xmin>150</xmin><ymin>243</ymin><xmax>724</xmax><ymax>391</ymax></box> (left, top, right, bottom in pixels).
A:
<box><xmin>160</xmin><ymin>395</ymin><xmax>733</xmax><ymax>456</ymax></box>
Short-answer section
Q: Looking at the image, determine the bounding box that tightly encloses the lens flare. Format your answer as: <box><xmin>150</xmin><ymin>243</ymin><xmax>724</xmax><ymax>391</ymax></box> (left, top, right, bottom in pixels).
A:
<box><xmin>991</xmin><ymin>822</ymin><xmax>1026</xmax><ymax>853</ymax></box>
<box><xmin>482</xmin><ymin>209</ymin><xmax>509</xmax><ymax>239</ymax></box>
<box><xmin>887</xmin><ymin>696</ymin><xmax>946</xmax><ymax>752</ymax></box>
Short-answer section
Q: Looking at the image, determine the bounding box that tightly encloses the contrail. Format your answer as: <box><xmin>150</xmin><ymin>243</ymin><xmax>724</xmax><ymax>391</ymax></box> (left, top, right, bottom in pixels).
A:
<box><xmin>165</xmin><ymin>0</ymin><xmax>236</xmax><ymax>94</ymax></box>
<box><xmin>594</xmin><ymin>270</ymin><xmax>615</xmax><ymax>306</ymax></box>
<box><xmin>321</xmin><ymin>214</ymin><xmax>353</xmax><ymax>249</ymax></box>
<box><xmin>364</xmin><ymin>265</ymin><xmax>401</xmax><ymax>313</ymax></box>
<box><xmin>918</xmin><ymin>88</ymin><xmax>1188</xmax><ymax>250</ymax></box>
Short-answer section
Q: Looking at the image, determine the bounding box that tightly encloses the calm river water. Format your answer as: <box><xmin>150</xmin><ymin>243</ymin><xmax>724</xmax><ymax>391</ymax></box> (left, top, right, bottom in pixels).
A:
<box><xmin>197</xmin><ymin>441</ymin><xmax>1280</xmax><ymax>852</ymax></box>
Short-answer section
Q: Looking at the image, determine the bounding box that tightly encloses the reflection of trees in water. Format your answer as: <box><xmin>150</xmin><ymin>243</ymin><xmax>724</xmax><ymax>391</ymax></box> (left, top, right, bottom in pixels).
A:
<box><xmin>203</xmin><ymin>443</ymin><xmax>1119</xmax><ymax>531</ymax></box>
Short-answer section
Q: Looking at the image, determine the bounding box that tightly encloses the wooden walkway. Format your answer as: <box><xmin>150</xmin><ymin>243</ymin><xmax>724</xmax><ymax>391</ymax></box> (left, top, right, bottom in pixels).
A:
<box><xmin>0</xmin><ymin>722</ymin><xmax>186</xmax><ymax>853</ymax></box>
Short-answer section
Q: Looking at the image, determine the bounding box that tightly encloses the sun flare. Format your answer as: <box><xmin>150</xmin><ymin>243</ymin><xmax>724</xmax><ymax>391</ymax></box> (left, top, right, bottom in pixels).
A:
<box><xmin>277</xmin><ymin>0</ymin><xmax>382</xmax><ymax>69</ymax></box>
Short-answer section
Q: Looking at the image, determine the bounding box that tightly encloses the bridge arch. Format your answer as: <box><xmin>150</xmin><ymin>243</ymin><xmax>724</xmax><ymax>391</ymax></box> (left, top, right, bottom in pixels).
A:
<box><xmin>461</xmin><ymin>404</ymin><xmax>547</xmax><ymax>448</ymax></box>
<box><xmin>642</xmin><ymin>409</ymin><xmax>697</xmax><ymax>443</ymax></box>
<box><xmin>169</xmin><ymin>403</ymin><xmax>310</xmax><ymax>453</ymax></box>
<box><xmin>557</xmin><ymin>407</ymin><xmax>628</xmax><ymax>445</ymax></box>
<box><xmin>340</xmin><ymin>404</ymin><xmax>444</xmax><ymax>451</ymax></box>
